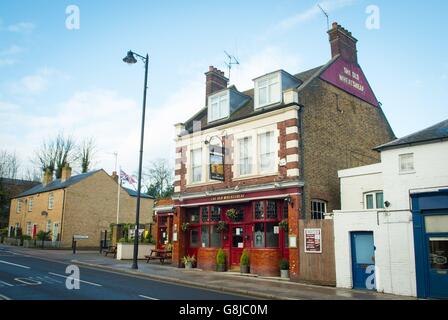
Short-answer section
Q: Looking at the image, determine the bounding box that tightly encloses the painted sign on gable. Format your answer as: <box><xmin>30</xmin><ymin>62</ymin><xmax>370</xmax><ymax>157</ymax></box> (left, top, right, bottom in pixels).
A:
<box><xmin>320</xmin><ymin>58</ymin><xmax>379</xmax><ymax>107</ymax></box>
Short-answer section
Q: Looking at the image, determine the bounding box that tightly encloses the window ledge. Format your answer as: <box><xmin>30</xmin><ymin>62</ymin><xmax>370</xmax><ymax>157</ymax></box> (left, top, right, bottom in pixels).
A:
<box><xmin>233</xmin><ymin>172</ymin><xmax>278</xmax><ymax>181</ymax></box>
<box><xmin>186</xmin><ymin>180</ymin><xmax>222</xmax><ymax>188</ymax></box>
<box><xmin>399</xmin><ymin>171</ymin><xmax>416</xmax><ymax>175</ymax></box>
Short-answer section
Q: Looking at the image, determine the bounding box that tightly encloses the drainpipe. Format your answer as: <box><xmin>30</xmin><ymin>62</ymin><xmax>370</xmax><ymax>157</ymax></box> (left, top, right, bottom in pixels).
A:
<box><xmin>298</xmin><ymin>105</ymin><xmax>306</xmax><ymax>219</ymax></box>
<box><xmin>59</xmin><ymin>189</ymin><xmax>67</xmax><ymax>245</ymax></box>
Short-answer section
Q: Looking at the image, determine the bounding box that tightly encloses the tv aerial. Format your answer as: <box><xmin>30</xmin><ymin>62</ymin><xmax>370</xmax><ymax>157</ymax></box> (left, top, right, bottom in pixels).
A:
<box><xmin>224</xmin><ymin>50</ymin><xmax>239</xmax><ymax>83</ymax></box>
<box><xmin>317</xmin><ymin>4</ymin><xmax>330</xmax><ymax>31</ymax></box>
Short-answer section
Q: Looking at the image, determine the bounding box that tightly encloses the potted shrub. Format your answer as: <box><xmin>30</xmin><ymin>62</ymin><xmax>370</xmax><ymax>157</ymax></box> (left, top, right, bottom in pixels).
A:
<box><xmin>280</xmin><ymin>259</ymin><xmax>289</xmax><ymax>278</ymax></box>
<box><xmin>279</xmin><ymin>219</ymin><xmax>288</xmax><ymax>232</ymax></box>
<box><xmin>216</xmin><ymin>248</ymin><xmax>226</xmax><ymax>272</ymax></box>
<box><xmin>240</xmin><ymin>249</ymin><xmax>250</xmax><ymax>274</ymax></box>
<box><xmin>183</xmin><ymin>255</ymin><xmax>196</xmax><ymax>269</ymax></box>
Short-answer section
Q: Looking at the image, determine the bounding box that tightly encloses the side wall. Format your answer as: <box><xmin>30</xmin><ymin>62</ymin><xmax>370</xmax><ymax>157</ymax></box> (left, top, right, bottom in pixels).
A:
<box><xmin>299</xmin><ymin>79</ymin><xmax>395</xmax><ymax>216</ymax></box>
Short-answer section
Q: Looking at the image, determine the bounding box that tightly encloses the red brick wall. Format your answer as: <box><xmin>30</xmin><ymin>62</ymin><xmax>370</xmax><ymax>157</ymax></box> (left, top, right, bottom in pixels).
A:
<box><xmin>197</xmin><ymin>247</ymin><xmax>231</xmax><ymax>271</ymax></box>
<box><xmin>250</xmin><ymin>249</ymin><xmax>282</xmax><ymax>277</ymax></box>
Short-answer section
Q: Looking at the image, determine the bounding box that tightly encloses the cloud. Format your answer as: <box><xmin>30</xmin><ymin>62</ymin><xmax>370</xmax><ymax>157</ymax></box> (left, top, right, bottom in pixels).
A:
<box><xmin>0</xmin><ymin>58</ymin><xmax>15</xmax><ymax>66</ymax></box>
<box><xmin>7</xmin><ymin>22</ymin><xmax>35</xmax><ymax>33</ymax></box>
<box><xmin>0</xmin><ymin>45</ymin><xmax>24</xmax><ymax>56</ymax></box>
<box><xmin>273</xmin><ymin>0</ymin><xmax>357</xmax><ymax>33</ymax></box>
<box><xmin>9</xmin><ymin>68</ymin><xmax>62</xmax><ymax>95</ymax></box>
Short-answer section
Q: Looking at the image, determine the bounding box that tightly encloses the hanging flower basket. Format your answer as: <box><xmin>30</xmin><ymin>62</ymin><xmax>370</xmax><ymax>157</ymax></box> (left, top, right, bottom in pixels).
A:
<box><xmin>216</xmin><ymin>221</ymin><xmax>228</xmax><ymax>233</ymax></box>
<box><xmin>181</xmin><ymin>222</ymin><xmax>190</xmax><ymax>232</ymax></box>
<box><xmin>279</xmin><ymin>219</ymin><xmax>288</xmax><ymax>231</ymax></box>
<box><xmin>225</xmin><ymin>208</ymin><xmax>238</xmax><ymax>221</ymax></box>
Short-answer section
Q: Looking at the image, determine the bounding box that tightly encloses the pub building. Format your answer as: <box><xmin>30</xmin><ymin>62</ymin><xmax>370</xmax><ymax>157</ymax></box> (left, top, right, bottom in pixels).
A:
<box><xmin>153</xmin><ymin>199</ymin><xmax>175</xmax><ymax>249</ymax></box>
<box><xmin>171</xmin><ymin>22</ymin><xmax>395</xmax><ymax>283</ymax></box>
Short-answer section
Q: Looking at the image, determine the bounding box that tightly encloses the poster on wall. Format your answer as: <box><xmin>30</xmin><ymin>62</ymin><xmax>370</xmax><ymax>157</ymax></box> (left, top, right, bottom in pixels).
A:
<box><xmin>304</xmin><ymin>228</ymin><xmax>322</xmax><ymax>253</ymax></box>
<box><xmin>209</xmin><ymin>145</ymin><xmax>225</xmax><ymax>181</ymax></box>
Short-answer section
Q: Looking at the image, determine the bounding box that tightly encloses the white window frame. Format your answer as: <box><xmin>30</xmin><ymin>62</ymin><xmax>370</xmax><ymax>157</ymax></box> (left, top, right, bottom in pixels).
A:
<box><xmin>399</xmin><ymin>153</ymin><xmax>415</xmax><ymax>174</ymax></box>
<box><xmin>26</xmin><ymin>222</ymin><xmax>32</xmax><ymax>236</ymax></box>
<box><xmin>258</xmin><ymin>131</ymin><xmax>276</xmax><ymax>174</ymax></box>
<box><xmin>254</xmin><ymin>73</ymin><xmax>281</xmax><ymax>109</ymax></box>
<box><xmin>364</xmin><ymin>191</ymin><xmax>384</xmax><ymax>210</ymax></box>
<box><xmin>311</xmin><ymin>200</ymin><xmax>327</xmax><ymax>220</ymax></box>
<box><xmin>237</xmin><ymin>136</ymin><xmax>253</xmax><ymax>176</ymax></box>
<box><xmin>208</xmin><ymin>91</ymin><xmax>229</xmax><ymax>123</ymax></box>
<box><xmin>16</xmin><ymin>199</ymin><xmax>22</xmax><ymax>213</ymax></box>
<box><xmin>46</xmin><ymin>220</ymin><xmax>52</xmax><ymax>233</ymax></box>
<box><xmin>48</xmin><ymin>192</ymin><xmax>54</xmax><ymax>210</ymax></box>
<box><xmin>190</xmin><ymin>148</ymin><xmax>203</xmax><ymax>184</ymax></box>
<box><xmin>28</xmin><ymin>197</ymin><xmax>33</xmax><ymax>212</ymax></box>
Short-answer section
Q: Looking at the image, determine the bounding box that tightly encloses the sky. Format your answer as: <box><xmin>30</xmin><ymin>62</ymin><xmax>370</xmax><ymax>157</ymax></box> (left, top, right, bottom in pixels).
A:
<box><xmin>1</xmin><ymin>0</ymin><xmax>447</xmax><ymax>180</ymax></box>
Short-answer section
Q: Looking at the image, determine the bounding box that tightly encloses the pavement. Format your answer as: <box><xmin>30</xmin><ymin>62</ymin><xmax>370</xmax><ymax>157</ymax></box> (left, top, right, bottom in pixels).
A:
<box><xmin>0</xmin><ymin>244</ymin><xmax>415</xmax><ymax>300</ymax></box>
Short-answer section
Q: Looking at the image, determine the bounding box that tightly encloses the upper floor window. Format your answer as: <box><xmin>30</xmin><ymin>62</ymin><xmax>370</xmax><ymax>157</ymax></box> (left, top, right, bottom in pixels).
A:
<box><xmin>16</xmin><ymin>199</ymin><xmax>22</xmax><ymax>213</ymax></box>
<box><xmin>254</xmin><ymin>73</ymin><xmax>281</xmax><ymax>109</ymax></box>
<box><xmin>191</xmin><ymin>149</ymin><xmax>202</xmax><ymax>183</ymax></box>
<box><xmin>258</xmin><ymin>132</ymin><xmax>276</xmax><ymax>173</ymax></box>
<box><xmin>238</xmin><ymin>137</ymin><xmax>252</xmax><ymax>176</ymax></box>
<box><xmin>311</xmin><ymin>200</ymin><xmax>327</xmax><ymax>220</ymax></box>
<box><xmin>28</xmin><ymin>197</ymin><xmax>33</xmax><ymax>212</ymax></box>
<box><xmin>365</xmin><ymin>191</ymin><xmax>384</xmax><ymax>210</ymax></box>
<box><xmin>208</xmin><ymin>91</ymin><xmax>229</xmax><ymax>122</ymax></box>
<box><xmin>48</xmin><ymin>192</ymin><xmax>54</xmax><ymax>210</ymax></box>
<box><xmin>399</xmin><ymin>153</ymin><xmax>414</xmax><ymax>174</ymax></box>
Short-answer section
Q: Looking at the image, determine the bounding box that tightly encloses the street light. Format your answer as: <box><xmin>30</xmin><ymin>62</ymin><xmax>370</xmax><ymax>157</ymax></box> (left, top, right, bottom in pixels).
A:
<box><xmin>123</xmin><ymin>50</ymin><xmax>149</xmax><ymax>270</ymax></box>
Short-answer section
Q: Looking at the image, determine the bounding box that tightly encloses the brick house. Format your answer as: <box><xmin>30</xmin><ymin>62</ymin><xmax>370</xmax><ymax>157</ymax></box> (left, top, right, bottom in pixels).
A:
<box><xmin>8</xmin><ymin>165</ymin><xmax>154</xmax><ymax>247</ymax></box>
<box><xmin>171</xmin><ymin>22</ymin><xmax>395</xmax><ymax>283</ymax></box>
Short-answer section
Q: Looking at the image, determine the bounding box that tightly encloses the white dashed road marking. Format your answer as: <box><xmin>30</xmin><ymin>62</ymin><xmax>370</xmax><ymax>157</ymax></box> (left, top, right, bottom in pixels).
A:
<box><xmin>139</xmin><ymin>294</ymin><xmax>159</xmax><ymax>300</ymax></box>
<box><xmin>48</xmin><ymin>272</ymin><xmax>102</xmax><ymax>287</ymax></box>
<box><xmin>0</xmin><ymin>260</ymin><xmax>30</xmax><ymax>269</ymax></box>
<box><xmin>0</xmin><ymin>294</ymin><xmax>11</xmax><ymax>300</ymax></box>
<box><xmin>0</xmin><ymin>280</ymin><xmax>14</xmax><ymax>287</ymax></box>
<box><xmin>14</xmin><ymin>278</ymin><xmax>42</xmax><ymax>286</ymax></box>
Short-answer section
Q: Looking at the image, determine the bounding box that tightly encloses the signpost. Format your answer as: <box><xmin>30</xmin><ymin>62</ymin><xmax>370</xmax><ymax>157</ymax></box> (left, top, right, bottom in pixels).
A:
<box><xmin>72</xmin><ymin>235</ymin><xmax>89</xmax><ymax>254</ymax></box>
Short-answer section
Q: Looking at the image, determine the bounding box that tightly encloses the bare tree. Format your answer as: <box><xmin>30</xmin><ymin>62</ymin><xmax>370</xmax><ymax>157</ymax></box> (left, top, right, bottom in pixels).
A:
<box><xmin>142</xmin><ymin>158</ymin><xmax>174</xmax><ymax>199</ymax></box>
<box><xmin>34</xmin><ymin>133</ymin><xmax>78</xmax><ymax>179</ymax></box>
<box><xmin>79</xmin><ymin>138</ymin><xmax>96</xmax><ymax>173</ymax></box>
<box><xmin>0</xmin><ymin>150</ymin><xmax>20</xmax><ymax>179</ymax></box>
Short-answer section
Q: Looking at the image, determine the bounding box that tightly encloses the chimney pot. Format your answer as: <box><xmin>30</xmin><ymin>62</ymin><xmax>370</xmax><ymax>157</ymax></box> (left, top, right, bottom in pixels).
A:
<box><xmin>328</xmin><ymin>22</ymin><xmax>358</xmax><ymax>64</ymax></box>
<box><xmin>42</xmin><ymin>168</ymin><xmax>53</xmax><ymax>186</ymax></box>
<box><xmin>111</xmin><ymin>171</ymin><xmax>118</xmax><ymax>183</ymax></box>
<box><xmin>61</xmin><ymin>164</ymin><xmax>72</xmax><ymax>183</ymax></box>
<box><xmin>205</xmin><ymin>65</ymin><xmax>229</xmax><ymax>105</ymax></box>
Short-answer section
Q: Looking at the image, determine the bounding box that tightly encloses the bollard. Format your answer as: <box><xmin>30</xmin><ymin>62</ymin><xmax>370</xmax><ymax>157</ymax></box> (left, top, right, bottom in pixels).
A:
<box><xmin>72</xmin><ymin>236</ymin><xmax>77</xmax><ymax>254</ymax></box>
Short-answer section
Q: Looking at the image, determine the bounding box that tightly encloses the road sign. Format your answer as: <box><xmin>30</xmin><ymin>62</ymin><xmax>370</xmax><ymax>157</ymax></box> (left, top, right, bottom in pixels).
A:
<box><xmin>73</xmin><ymin>235</ymin><xmax>89</xmax><ymax>240</ymax></box>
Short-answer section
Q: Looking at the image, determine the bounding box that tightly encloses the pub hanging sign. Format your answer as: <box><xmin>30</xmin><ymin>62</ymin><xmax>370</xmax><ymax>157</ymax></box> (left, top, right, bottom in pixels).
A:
<box><xmin>209</xmin><ymin>144</ymin><xmax>225</xmax><ymax>181</ymax></box>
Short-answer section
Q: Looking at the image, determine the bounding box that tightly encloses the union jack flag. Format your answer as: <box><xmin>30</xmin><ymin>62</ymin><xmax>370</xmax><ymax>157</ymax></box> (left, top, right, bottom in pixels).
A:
<box><xmin>120</xmin><ymin>169</ymin><xmax>137</xmax><ymax>184</ymax></box>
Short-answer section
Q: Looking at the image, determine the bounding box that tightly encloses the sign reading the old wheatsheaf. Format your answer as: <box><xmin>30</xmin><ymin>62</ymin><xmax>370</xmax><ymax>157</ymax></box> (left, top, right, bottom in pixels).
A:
<box><xmin>320</xmin><ymin>59</ymin><xmax>379</xmax><ymax>107</ymax></box>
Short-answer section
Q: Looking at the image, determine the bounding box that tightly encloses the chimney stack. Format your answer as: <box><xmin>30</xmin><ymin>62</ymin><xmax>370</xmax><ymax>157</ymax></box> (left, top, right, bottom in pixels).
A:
<box><xmin>61</xmin><ymin>164</ymin><xmax>72</xmax><ymax>183</ymax></box>
<box><xmin>328</xmin><ymin>22</ymin><xmax>358</xmax><ymax>64</ymax></box>
<box><xmin>42</xmin><ymin>168</ymin><xmax>53</xmax><ymax>186</ymax></box>
<box><xmin>111</xmin><ymin>171</ymin><xmax>118</xmax><ymax>183</ymax></box>
<box><xmin>205</xmin><ymin>66</ymin><xmax>228</xmax><ymax>105</ymax></box>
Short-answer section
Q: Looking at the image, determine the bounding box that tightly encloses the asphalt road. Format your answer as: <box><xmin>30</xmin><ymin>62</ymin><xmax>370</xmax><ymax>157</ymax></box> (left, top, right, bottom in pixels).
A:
<box><xmin>0</xmin><ymin>246</ymin><xmax>251</xmax><ymax>300</ymax></box>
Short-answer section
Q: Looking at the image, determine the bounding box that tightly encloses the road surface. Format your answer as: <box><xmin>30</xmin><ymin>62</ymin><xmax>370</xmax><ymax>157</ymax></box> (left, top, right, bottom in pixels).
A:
<box><xmin>0</xmin><ymin>246</ymin><xmax>251</xmax><ymax>300</ymax></box>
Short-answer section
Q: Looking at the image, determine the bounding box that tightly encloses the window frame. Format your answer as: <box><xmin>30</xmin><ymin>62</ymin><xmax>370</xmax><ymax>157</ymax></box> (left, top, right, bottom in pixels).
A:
<box><xmin>28</xmin><ymin>197</ymin><xmax>33</xmax><ymax>212</ymax></box>
<box><xmin>208</xmin><ymin>90</ymin><xmax>229</xmax><ymax>123</ymax></box>
<box><xmin>399</xmin><ymin>153</ymin><xmax>415</xmax><ymax>174</ymax></box>
<box><xmin>237</xmin><ymin>136</ymin><xmax>253</xmax><ymax>176</ymax></box>
<box><xmin>190</xmin><ymin>148</ymin><xmax>203</xmax><ymax>184</ymax></box>
<box><xmin>48</xmin><ymin>192</ymin><xmax>54</xmax><ymax>210</ymax></box>
<box><xmin>254</xmin><ymin>73</ymin><xmax>282</xmax><ymax>109</ymax></box>
<box><xmin>16</xmin><ymin>199</ymin><xmax>22</xmax><ymax>213</ymax></box>
<box><xmin>364</xmin><ymin>191</ymin><xmax>385</xmax><ymax>210</ymax></box>
<box><xmin>311</xmin><ymin>199</ymin><xmax>327</xmax><ymax>220</ymax></box>
<box><xmin>199</xmin><ymin>205</ymin><xmax>222</xmax><ymax>248</ymax></box>
<box><xmin>258</xmin><ymin>131</ymin><xmax>276</xmax><ymax>174</ymax></box>
<box><xmin>253</xmin><ymin>200</ymin><xmax>281</xmax><ymax>249</ymax></box>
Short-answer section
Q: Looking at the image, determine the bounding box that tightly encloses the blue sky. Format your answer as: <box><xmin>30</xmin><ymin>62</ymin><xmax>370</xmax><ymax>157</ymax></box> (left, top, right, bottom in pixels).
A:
<box><xmin>1</xmin><ymin>0</ymin><xmax>447</xmax><ymax>178</ymax></box>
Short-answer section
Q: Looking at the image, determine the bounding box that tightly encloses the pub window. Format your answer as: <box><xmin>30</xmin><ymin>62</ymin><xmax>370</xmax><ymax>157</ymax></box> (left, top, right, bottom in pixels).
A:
<box><xmin>200</xmin><ymin>205</ymin><xmax>222</xmax><ymax>248</ymax></box>
<box><xmin>186</xmin><ymin>208</ymin><xmax>200</xmax><ymax>224</ymax></box>
<box><xmin>190</xmin><ymin>229</ymin><xmax>199</xmax><ymax>248</ymax></box>
<box><xmin>258</xmin><ymin>131</ymin><xmax>276</xmax><ymax>173</ymax></box>
<box><xmin>282</xmin><ymin>200</ymin><xmax>289</xmax><ymax>220</ymax></box>
<box><xmin>311</xmin><ymin>200</ymin><xmax>327</xmax><ymax>220</ymax></box>
<box><xmin>238</xmin><ymin>136</ymin><xmax>253</xmax><ymax>176</ymax></box>
<box><xmin>253</xmin><ymin>200</ymin><xmax>280</xmax><ymax>248</ymax></box>
<box><xmin>191</xmin><ymin>148</ymin><xmax>203</xmax><ymax>183</ymax></box>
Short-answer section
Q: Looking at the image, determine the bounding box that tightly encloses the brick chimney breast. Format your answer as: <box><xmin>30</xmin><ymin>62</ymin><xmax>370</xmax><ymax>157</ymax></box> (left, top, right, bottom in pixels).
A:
<box><xmin>61</xmin><ymin>164</ymin><xmax>72</xmax><ymax>183</ymax></box>
<box><xmin>328</xmin><ymin>22</ymin><xmax>358</xmax><ymax>64</ymax></box>
<box><xmin>42</xmin><ymin>168</ymin><xmax>53</xmax><ymax>186</ymax></box>
<box><xmin>205</xmin><ymin>66</ymin><xmax>228</xmax><ymax>105</ymax></box>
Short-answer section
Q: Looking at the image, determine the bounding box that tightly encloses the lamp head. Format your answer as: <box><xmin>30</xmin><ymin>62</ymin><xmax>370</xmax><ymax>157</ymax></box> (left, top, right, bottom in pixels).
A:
<box><xmin>123</xmin><ymin>51</ymin><xmax>137</xmax><ymax>64</ymax></box>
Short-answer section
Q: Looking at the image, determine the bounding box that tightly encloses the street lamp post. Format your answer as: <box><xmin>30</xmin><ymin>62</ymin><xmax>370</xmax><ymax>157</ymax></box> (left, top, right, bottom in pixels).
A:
<box><xmin>123</xmin><ymin>50</ymin><xmax>149</xmax><ymax>270</ymax></box>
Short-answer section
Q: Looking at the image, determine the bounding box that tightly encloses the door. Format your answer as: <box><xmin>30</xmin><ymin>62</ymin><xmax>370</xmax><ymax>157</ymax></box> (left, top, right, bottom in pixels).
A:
<box><xmin>52</xmin><ymin>223</ymin><xmax>59</xmax><ymax>242</ymax></box>
<box><xmin>158</xmin><ymin>227</ymin><xmax>167</xmax><ymax>249</ymax></box>
<box><xmin>351</xmin><ymin>232</ymin><xmax>376</xmax><ymax>290</ymax></box>
<box><xmin>186</xmin><ymin>227</ymin><xmax>199</xmax><ymax>258</ymax></box>
<box><xmin>32</xmin><ymin>224</ymin><xmax>37</xmax><ymax>239</ymax></box>
<box><xmin>427</xmin><ymin>235</ymin><xmax>448</xmax><ymax>298</ymax></box>
<box><xmin>230</xmin><ymin>225</ymin><xmax>245</xmax><ymax>266</ymax></box>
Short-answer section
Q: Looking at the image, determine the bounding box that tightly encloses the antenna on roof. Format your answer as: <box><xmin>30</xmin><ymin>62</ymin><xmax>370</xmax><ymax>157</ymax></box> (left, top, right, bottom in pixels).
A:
<box><xmin>224</xmin><ymin>50</ymin><xmax>239</xmax><ymax>83</ymax></box>
<box><xmin>317</xmin><ymin>4</ymin><xmax>330</xmax><ymax>31</ymax></box>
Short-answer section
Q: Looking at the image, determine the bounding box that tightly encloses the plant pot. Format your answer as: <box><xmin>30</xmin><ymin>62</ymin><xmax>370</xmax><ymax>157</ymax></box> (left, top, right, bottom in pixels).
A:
<box><xmin>216</xmin><ymin>264</ymin><xmax>226</xmax><ymax>272</ymax></box>
<box><xmin>280</xmin><ymin>269</ymin><xmax>289</xmax><ymax>279</ymax></box>
<box><xmin>185</xmin><ymin>262</ymin><xmax>193</xmax><ymax>269</ymax></box>
<box><xmin>240</xmin><ymin>265</ymin><xmax>250</xmax><ymax>274</ymax></box>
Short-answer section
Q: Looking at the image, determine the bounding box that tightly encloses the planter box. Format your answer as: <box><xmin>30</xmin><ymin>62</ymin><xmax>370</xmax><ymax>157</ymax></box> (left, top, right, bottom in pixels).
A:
<box><xmin>280</xmin><ymin>270</ymin><xmax>290</xmax><ymax>279</ymax></box>
<box><xmin>116</xmin><ymin>243</ymin><xmax>154</xmax><ymax>260</ymax></box>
